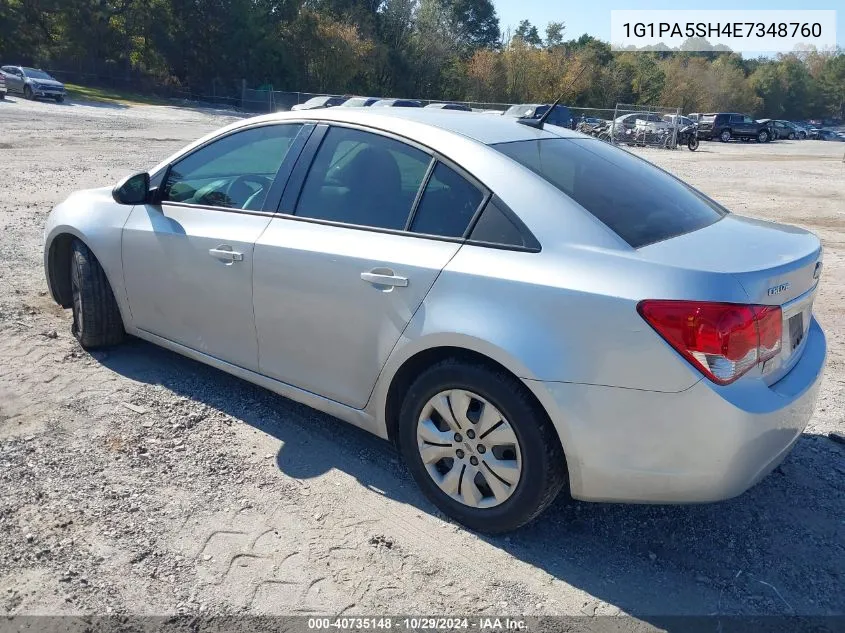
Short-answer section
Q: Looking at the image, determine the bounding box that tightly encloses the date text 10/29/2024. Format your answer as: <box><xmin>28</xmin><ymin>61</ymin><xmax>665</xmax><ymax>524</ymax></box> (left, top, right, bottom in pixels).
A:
<box><xmin>308</xmin><ymin>617</ymin><xmax>528</xmax><ymax>631</ymax></box>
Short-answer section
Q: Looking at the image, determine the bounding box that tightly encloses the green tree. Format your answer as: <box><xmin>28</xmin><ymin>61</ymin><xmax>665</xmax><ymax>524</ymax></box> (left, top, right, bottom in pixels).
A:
<box><xmin>514</xmin><ymin>19</ymin><xmax>541</xmax><ymax>47</ymax></box>
<box><xmin>544</xmin><ymin>21</ymin><xmax>564</xmax><ymax>48</ymax></box>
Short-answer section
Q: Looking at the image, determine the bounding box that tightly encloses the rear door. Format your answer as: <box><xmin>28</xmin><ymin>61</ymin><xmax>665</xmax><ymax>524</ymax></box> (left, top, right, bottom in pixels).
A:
<box><xmin>253</xmin><ymin>124</ymin><xmax>487</xmax><ymax>408</ymax></box>
<box><xmin>3</xmin><ymin>68</ymin><xmax>22</xmax><ymax>92</ymax></box>
<box><xmin>122</xmin><ymin>122</ymin><xmax>310</xmax><ymax>371</ymax></box>
<box><xmin>742</xmin><ymin>115</ymin><xmax>757</xmax><ymax>136</ymax></box>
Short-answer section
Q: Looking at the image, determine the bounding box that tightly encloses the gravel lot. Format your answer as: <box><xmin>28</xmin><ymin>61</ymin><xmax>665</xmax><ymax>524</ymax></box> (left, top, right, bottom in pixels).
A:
<box><xmin>0</xmin><ymin>95</ymin><xmax>843</xmax><ymax>623</ymax></box>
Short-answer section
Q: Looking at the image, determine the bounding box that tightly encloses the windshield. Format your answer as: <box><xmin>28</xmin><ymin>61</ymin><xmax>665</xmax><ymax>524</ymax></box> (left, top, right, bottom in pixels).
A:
<box><xmin>23</xmin><ymin>68</ymin><xmax>53</xmax><ymax>80</ymax></box>
<box><xmin>493</xmin><ymin>138</ymin><xmax>726</xmax><ymax>248</ymax></box>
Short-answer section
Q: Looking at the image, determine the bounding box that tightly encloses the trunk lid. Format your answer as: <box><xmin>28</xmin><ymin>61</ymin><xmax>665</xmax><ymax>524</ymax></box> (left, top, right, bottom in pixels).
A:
<box><xmin>638</xmin><ymin>215</ymin><xmax>822</xmax><ymax>383</ymax></box>
<box><xmin>639</xmin><ymin>215</ymin><xmax>821</xmax><ymax>304</ymax></box>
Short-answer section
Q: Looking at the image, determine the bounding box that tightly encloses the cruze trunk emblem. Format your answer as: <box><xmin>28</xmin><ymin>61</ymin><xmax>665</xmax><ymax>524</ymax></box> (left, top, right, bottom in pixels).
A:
<box><xmin>767</xmin><ymin>283</ymin><xmax>790</xmax><ymax>296</ymax></box>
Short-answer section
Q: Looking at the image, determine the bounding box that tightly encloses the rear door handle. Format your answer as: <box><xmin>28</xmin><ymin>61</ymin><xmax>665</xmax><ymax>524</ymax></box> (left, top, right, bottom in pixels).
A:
<box><xmin>209</xmin><ymin>247</ymin><xmax>243</xmax><ymax>262</ymax></box>
<box><xmin>360</xmin><ymin>271</ymin><xmax>408</xmax><ymax>287</ymax></box>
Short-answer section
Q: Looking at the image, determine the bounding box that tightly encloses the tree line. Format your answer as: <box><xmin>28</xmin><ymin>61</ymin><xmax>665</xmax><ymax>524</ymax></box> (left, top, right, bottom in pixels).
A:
<box><xmin>1</xmin><ymin>0</ymin><xmax>843</xmax><ymax>118</ymax></box>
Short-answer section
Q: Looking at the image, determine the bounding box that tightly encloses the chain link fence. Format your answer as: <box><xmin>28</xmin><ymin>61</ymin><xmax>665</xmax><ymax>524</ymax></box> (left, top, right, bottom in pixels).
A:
<box><xmin>39</xmin><ymin>69</ymin><xmax>688</xmax><ymax>151</ymax></box>
<box><xmin>609</xmin><ymin>103</ymin><xmax>683</xmax><ymax>149</ymax></box>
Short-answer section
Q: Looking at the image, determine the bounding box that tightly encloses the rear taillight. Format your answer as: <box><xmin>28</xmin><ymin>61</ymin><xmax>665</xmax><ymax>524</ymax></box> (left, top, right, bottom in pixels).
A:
<box><xmin>638</xmin><ymin>300</ymin><xmax>782</xmax><ymax>385</ymax></box>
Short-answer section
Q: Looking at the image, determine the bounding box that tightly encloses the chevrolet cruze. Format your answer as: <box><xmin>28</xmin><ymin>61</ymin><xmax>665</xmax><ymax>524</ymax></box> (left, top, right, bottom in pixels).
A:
<box><xmin>43</xmin><ymin>108</ymin><xmax>826</xmax><ymax>532</ymax></box>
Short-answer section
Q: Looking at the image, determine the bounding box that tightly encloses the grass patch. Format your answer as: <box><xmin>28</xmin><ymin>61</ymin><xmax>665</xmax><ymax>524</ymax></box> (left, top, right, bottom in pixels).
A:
<box><xmin>64</xmin><ymin>83</ymin><xmax>171</xmax><ymax>106</ymax></box>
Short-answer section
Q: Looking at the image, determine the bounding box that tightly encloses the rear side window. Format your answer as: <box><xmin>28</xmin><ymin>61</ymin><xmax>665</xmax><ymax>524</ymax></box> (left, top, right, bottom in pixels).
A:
<box><xmin>295</xmin><ymin>126</ymin><xmax>431</xmax><ymax>230</ymax></box>
<box><xmin>469</xmin><ymin>198</ymin><xmax>539</xmax><ymax>250</ymax></box>
<box><xmin>410</xmin><ymin>162</ymin><xmax>484</xmax><ymax>238</ymax></box>
<box><xmin>493</xmin><ymin>138</ymin><xmax>726</xmax><ymax>248</ymax></box>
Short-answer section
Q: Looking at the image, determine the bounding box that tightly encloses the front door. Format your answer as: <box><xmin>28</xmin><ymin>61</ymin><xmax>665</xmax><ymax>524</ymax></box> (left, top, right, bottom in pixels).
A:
<box><xmin>122</xmin><ymin>122</ymin><xmax>306</xmax><ymax>371</ymax></box>
<box><xmin>253</xmin><ymin>125</ymin><xmax>487</xmax><ymax>408</ymax></box>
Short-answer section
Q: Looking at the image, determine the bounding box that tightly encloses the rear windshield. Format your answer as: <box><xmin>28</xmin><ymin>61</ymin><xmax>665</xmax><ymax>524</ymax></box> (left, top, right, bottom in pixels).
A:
<box><xmin>493</xmin><ymin>138</ymin><xmax>726</xmax><ymax>248</ymax></box>
<box><xmin>505</xmin><ymin>105</ymin><xmax>537</xmax><ymax>117</ymax></box>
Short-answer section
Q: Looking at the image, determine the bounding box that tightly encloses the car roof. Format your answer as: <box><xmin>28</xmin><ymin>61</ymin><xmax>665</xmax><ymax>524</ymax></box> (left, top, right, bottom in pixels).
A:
<box><xmin>251</xmin><ymin>107</ymin><xmax>579</xmax><ymax>145</ymax></box>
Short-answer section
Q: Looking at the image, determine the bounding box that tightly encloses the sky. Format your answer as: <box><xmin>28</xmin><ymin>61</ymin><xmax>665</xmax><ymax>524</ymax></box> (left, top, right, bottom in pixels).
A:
<box><xmin>492</xmin><ymin>0</ymin><xmax>843</xmax><ymax>54</ymax></box>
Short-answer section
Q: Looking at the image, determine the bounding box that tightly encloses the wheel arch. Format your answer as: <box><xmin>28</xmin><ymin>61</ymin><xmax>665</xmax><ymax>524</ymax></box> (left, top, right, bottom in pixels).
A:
<box><xmin>45</xmin><ymin>229</ymin><xmax>84</xmax><ymax>308</ymax></box>
<box><xmin>377</xmin><ymin>339</ymin><xmax>575</xmax><ymax>498</ymax></box>
<box><xmin>379</xmin><ymin>338</ymin><xmax>561</xmax><ymax>443</ymax></box>
<box><xmin>45</xmin><ymin>229</ymin><xmax>128</xmax><ymax>326</ymax></box>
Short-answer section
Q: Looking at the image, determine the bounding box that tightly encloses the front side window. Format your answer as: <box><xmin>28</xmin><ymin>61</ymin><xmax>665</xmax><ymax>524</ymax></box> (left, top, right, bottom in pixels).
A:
<box><xmin>162</xmin><ymin>124</ymin><xmax>302</xmax><ymax>211</ymax></box>
<box><xmin>295</xmin><ymin>126</ymin><xmax>431</xmax><ymax>230</ymax></box>
<box><xmin>410</xmin><ymin>162</ymin><xmax>484</xmax><ymax>238</ymax></box>
<box><xmin>494</xmin><ymin>138</ymin><xmax>726</xmax><ymax>248</ymax></box>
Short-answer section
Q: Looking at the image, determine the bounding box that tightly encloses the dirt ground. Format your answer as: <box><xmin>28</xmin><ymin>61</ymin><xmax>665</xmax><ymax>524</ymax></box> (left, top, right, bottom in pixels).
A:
<box><xmin>0</xmin><ymin>95</ymin><xmax>843</xmax><ymax>624</ymax></box>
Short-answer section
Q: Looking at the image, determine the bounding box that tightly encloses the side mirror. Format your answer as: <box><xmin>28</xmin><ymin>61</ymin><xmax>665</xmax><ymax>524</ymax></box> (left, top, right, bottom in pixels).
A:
<box><xmin>112</xmin><ymin>172</ymin><xmax>150</xmax><ymax>205</ymax></box>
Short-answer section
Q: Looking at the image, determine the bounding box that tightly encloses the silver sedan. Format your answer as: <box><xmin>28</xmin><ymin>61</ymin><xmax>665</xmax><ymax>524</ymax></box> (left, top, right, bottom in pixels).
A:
<box><xmin>43</xmin><ymin>108</ymin><xmax>826</xmax><ymax>533</ymax></box>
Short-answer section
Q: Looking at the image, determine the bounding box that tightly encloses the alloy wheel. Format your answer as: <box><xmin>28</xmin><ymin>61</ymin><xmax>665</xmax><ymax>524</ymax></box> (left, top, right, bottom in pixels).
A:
<box><xmin>416</xmin><ymin>389</ymin><xmax>522</xmax><ymax>509</ymax></box>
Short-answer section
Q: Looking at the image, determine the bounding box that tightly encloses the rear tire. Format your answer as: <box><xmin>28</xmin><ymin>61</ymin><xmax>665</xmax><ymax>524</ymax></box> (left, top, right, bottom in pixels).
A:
<box><xmin>54</xmin><ymin>95</ymin><xmax>64</xmax><ymax>103</ymax></box>
<box><xmin>70</xmin><ymin>239</ymin><xmax>125</xmax><ymax>349</ymax></box>
<box><xmin>720</xmin><ymin>129</ymin><xmax>731</xmax><ymax>142</ymax></box>
<box><xmin>688</xmin><ymin>136</ymin><xmax>699</xmax><ymax>151</ymax></box>
<box><xmin>24</xmin><ymin>85</ymin><xmax>33</xmax><ymax>100</ymax></box>
<box><xmin>397</xmin><ymin>358</ymin><xmax>568</xmax><ymax>533</ymax></box>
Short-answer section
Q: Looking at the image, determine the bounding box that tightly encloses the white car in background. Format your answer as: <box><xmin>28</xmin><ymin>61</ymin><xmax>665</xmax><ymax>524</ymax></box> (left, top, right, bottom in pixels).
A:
<box><xmin>663</xmin><ymin>114</ymin><xmax>695</xmax><ymax>128</ymax></box>
<box><xmin>613</xmin><ymin>112</ymin><xmax>670</xmax><ymax>135</ymax></box>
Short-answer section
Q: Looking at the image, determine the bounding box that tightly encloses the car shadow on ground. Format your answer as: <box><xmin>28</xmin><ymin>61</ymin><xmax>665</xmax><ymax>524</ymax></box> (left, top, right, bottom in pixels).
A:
<box><xmin>96</xmin><ymin>338</ymin><xmax>845</xmax><ymax>622</ymax></box>
<box><xmin>61</xmin><ymin>99</ymin><xmax>130</xmax><ymax>110</ymax></box>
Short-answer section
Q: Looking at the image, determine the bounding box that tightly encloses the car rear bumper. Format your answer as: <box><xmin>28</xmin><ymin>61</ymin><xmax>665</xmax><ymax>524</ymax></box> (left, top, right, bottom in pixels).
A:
<box><xmin>531</xmin><ymin>317</ymin><xmax>826</xmax><ymax>503</ymax></box>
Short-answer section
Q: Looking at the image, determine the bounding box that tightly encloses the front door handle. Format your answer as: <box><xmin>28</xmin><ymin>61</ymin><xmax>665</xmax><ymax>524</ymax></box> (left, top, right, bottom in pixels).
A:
<box><xmin>361</xmin><ymin>271</ymin><xmax>408</xmax><ymax>287</ymax></box>
<box><xmin>209</xmin><ymin>246</ymin><xmax>243</xmax><ymax>262</ymax></box>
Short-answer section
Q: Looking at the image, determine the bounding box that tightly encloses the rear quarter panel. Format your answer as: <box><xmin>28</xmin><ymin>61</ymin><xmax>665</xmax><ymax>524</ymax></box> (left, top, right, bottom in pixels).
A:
<box><xmin>390</xmin><ymin>243</ymin><xmax>754</xmax><ymax>393</ymax></box>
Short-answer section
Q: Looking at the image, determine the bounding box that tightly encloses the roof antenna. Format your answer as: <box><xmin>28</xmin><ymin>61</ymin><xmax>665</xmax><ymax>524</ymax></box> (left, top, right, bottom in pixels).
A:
<box><xmin>518</xmin><ymin>63</ymin><xmax>587</xmax><ymax>129</ymax></box>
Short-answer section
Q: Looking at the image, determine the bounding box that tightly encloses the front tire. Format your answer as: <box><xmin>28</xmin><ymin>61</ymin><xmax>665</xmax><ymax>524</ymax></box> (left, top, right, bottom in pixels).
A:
<box><xmin>70</xmin><ymin>240</ymin><xmax>125</xmax><ymax>348</ymax></box>
<box><xmin>720</xmin><ymin>129</ymin><xmax>731</xmax><ymax>142</ymax></box>
<box><xmin>758</xmin><ymin>130</ymin><xmax>769</xmax><ymax>143</ymax></box>
<box><xmin>688</xmin><ymin>136</ymin><xmax>699</xmax><ymax>151</ymax></box>
<box><xmin>397</xmin><ymin>358</ymin><xmax>567</xmax><ymax>533</ymax></box>
<box><xmin>24</xmin><ymin>85</ymin><xmax>33</xmax><ymax>100</ymax></box>
<box><xmin>788</xmin><ymin>132</ymin><xmax>795</xmax><ymax>140</ymax></box>
<box><xmin>54</xmin><ymin>95</ymin><xmax>64</xmax><ymax>103</ymax></box>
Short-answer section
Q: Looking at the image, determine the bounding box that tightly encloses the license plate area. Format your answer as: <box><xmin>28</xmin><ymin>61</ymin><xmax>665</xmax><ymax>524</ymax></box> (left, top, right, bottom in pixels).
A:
<box><xmin>788</xmin><ymin>312</ymin><xmax>805</xmax><ymax>352</ymax></box>
<box><xmin>762</xmin><ymin>285</ymin><xmax>816</xmax><ymax>385</ymax></box>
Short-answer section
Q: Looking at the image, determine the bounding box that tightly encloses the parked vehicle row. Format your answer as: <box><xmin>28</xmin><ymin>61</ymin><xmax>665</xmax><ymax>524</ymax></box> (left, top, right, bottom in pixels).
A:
<box><xmin>0</xmin><ymin>65</ymin><xmax>65</xmax><ymax>102</ymax></box>
<box><xmin>2</xmin><ymin>70</ymin><xmax>839</xmax><ymax>144</ymax></box>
